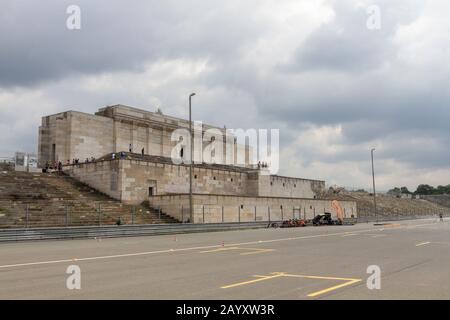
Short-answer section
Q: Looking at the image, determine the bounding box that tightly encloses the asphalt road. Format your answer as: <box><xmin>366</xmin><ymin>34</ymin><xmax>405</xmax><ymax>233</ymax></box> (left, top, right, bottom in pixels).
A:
<box><xmin>0</xmin><ymin>218</ymin><xmax>449</xmax><ymax>299</ymax></box>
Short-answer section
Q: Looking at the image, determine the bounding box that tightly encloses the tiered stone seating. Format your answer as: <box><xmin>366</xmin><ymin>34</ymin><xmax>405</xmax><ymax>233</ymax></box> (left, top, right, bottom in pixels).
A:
<box><xmin>0</xmin><ymin>170</ymin><xmax>178</xmax><ymax>228</ymax></box>
<box><xmin>321</xmin><ymin>189</ymin><xmax>450</xmax><ymax>220</ymax></box>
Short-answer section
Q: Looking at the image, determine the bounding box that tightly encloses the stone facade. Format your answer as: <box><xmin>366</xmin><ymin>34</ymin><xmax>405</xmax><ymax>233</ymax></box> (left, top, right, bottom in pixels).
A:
<box><xmin>148</xmin><ymin>194</ymin><xmax>357</xmax><ymax>223</ymax></box>
<box><xmin>38</xmin><ymin>104</ymin><xmax>252</xmax><ymax>167</ymax></box>
<box><xmin>41</xmin><ymin>104</ymin><xmax>351</xmax><ymax>222</ymax></box>
<box><xmin>64</xmin><ymin>157</ymin><xmax>326</xmax><ymax>205</ymax></box>
<box><xmin>65</xmin><ymin>159</ymin><xmax>122</xmax><ymax>200</ymax></box>
<box><xmin>38</xmin><ymin>111</ymin><xmax>113</xmax><ymax>166</ymax></box>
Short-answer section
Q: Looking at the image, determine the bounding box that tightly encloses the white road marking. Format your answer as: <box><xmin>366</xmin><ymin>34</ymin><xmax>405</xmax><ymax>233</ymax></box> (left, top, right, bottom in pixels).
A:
<box><xmin>415</xmin><ymin>242</ymin><xmax>431</xmax><ymax>247</ymax></box>
<box><xmin>0</xmin><ymin>228</ymin><xmax>381</xmax><ymax>269</ymax></box>
<box><xmin>0</xmin><ymin>220</ymin><xmax>443</xmax><ymax>270</ymax></box>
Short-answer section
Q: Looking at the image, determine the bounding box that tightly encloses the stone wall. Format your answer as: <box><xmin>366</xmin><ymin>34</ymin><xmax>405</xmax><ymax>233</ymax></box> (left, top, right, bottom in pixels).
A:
<box><xmin>38</xmin><ymin>112</ymin><xmax>71</xmax><ymax>166</ymax></box>
<box><xmin>149</xmin><ymin>194</ymin><xmax>357</xmax><ymax>223</ymax></box>
<box><xmin>120</xmin><ymin>159</ymin><xmax>249</xmax><ymax>203</ymax></box>
<box><xmin>64</xmin><ymin>158</ymin><xmax>326</xmax><ymax>205</ymax></box>
<box><xmin>38</xmin><ymin>111</ymin><xmax>113</xmax><ymax>166</ymax></box>
<box><xmin>64</xmin><ymin>160</ymin><xmax>122</xmax><ymax>200</ymax></box>
<box><xmin>68</xmin><ymin>112</ymin><xmax>114</xmax><ymax>162</ymax></box>
<box><xmin>257</xmin><ymin>173</ymin><xmax>325</xmax><ymax>199</ymax></box>
<box><xmin>39</xmin><ymin>104</ymin><xmax>252</xmax><ymax>168</ymax></box>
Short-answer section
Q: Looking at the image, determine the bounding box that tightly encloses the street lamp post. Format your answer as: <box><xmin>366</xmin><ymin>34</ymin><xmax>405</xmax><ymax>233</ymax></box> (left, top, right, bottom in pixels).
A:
<box><xmin>371</xmin><ymin>148</ymin><xmax>378</xmax><ymax>222</ymax></box>
<box><xmin>189</xmin><ymin>93</ymin><xmax>196</xmax><ymax>223</ymax></box>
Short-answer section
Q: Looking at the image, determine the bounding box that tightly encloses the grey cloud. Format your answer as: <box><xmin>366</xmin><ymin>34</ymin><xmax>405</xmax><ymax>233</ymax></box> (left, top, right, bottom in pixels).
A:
<box><xmin>0</xmin><ymin>0</ymin><xmax>267</xmax><ymax>88</ymax></box>
<box><xmin>0</xmin><ymin>0</ymin><xmax>449</xmax><ymax>190</ymax></box>
<box><xmin>285</xmin><ymin>0</ymin><xmax>422</xmax><ymax>73</ymax></box>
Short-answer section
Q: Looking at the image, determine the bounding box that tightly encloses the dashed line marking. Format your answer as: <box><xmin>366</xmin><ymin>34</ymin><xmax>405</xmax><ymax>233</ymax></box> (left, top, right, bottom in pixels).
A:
<box><xmin>239</xmin><ymin>248</ymin><xmax>274</xmax><ymax>255</ymax></box>
<box><xmin>416</xmin><ymin>242</ymin><xmax>431</xmax><ymax>247</ymax></box>
<box><xmin>200</xmin><ymin>246</ymin><xmax>274</xmax><ymax>255</ymax></box>
<box><xmin>0</xmin><ymin>220</ymin><xmax>443</xmax><ymax>270</ymax></box>
<box><xmin>200</xmin><ymin>247</ymin><xmax>240</xmax><ymax>253</ymax></box>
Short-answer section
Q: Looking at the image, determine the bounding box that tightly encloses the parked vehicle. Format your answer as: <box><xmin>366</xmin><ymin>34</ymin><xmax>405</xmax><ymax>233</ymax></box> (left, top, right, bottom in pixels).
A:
<box><xmin>312</xmin><ymin>213</ymin><xmax>336</xmax><ymax>226</ymax></box>
<box><xmin>268</xmin><ymin>219</ymin><xmax>306</xmax><ymax>228</ymax></box>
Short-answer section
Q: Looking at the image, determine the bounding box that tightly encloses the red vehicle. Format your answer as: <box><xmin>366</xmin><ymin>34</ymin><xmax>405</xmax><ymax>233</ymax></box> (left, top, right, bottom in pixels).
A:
<box><xmin>269</xmin><ymin>219</ymin><xmax>306</xmax><ymax>228</ymax></box>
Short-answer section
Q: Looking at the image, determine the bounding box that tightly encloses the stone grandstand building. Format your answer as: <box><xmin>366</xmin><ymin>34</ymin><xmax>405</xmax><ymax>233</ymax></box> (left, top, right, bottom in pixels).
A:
<box><xmin>38</xmin><ymin>104</ymin><xmax>357</xmax><ymax>223</ymax></box>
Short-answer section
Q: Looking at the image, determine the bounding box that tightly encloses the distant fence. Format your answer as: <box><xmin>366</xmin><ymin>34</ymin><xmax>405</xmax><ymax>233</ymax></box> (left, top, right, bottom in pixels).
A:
<box><xmin>356</xmin><ymin>215</ymin><xmax>444</xmax><ymax>223</ymax></box>
<box><xmin>0</xmin><ymin>222</ymin><xmax>273</xmax><ymax>242</ymax></box>
<box><xmin>0</xmin><ymin>203</ymin><xmax>317</xmax><ymax>229</ymax></box>
<box><xmin>175</xmin><ymin>204</ymin><xmax>312</xmax><ymax>224</ymax></box>
<box><xmin>356</xmin><ymin>205</ymin><xmax>449</xmax><ymax>223</ymax></box>
<box><xmin>2</xmin><ymin>201</ymin><xmax>448</xmax><ymax>229</ymax></box>
<box><xmin>0</xmin><ymin>203</ymin><xmax>154</xmax><ymax>229</ymax></box>
<box><xmin>156</xmin><ymin>203</ymin><xmax>357</xmax><ymax>224</ymax></box>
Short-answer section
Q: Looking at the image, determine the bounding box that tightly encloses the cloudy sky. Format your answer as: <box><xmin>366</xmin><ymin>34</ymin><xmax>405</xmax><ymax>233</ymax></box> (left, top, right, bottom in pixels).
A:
<box><xmin>0</xmin><ymin>0</ymin><xmax>449</xmax><ymax>191</ymax></box>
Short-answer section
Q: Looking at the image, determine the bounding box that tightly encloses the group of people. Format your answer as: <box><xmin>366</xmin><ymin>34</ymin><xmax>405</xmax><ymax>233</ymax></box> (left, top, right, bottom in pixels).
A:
<box><xmin>43</xmin><ymin>148</ymin><xmax>150</xmax><ymax>173</ymax></box>
<box><xmin>44</xmin><ymin>157</ymin><xmax>96</xmax><ymax>172</ymax></box>
<box><xmin>128</xmin><ymin>144</ymin><xmax>146</xmax><ymax>157</ymax></box>
<box><xmin>112</xmin><ymin>152</ymin><xmax>128</xmax><ymax>160</ymax></box>
<box><xmin>257</xmin><ymin>161</ymin><xmax>270</xmax><ymax>169</ymax></box>
<box><xmin>43</xmin><ymin>160</ymin><xmax>63</xmax><ymax>173</ymax></box>
<box><xmin>85</xmin><ymin>157</ymin><xmax>96</xmax><ymax>163</ymax></box>
<box><xmin>48</xmin><ymin>148</ymin><xmax>148</xmax><ymax>170</ymax></box>
<box><xmin>64</xmin><ymin>157</ymin><xmax>96</xmax><ymax>165</ymax></box>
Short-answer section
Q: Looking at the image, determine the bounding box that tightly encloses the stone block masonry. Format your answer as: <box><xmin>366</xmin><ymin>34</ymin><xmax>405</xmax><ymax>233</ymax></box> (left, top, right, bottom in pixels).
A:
<box><xmin>148</xmin><ymin>194</ymin><xmax>357</xmax><ymax>223</ymax></box>
<box><xmin>44</xmin><ymin>103</ymin><xmax>340</xmax><ymax>224</ymax></box>
<box><xmin>38</xmin><ymin>104</ymin><xmax>252</xmax><ymax>168</ymax></box>
<box><xmin>64</xmin><ymin>155</ymin><xmax>325</xmax><ymax>205</ymax></box>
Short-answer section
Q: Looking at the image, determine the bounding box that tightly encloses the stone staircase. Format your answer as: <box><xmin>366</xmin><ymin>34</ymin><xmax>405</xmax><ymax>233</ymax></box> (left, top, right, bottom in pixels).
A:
<box><xmin>0</xmin><ymin>170</ymin><xmax>179</xmax><ymax>228</ymax></box>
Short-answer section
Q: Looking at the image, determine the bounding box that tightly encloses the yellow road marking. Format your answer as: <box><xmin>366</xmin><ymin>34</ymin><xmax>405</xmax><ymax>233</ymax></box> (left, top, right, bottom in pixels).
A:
<box><xmin>384</xmin><ymin>223</ymin><xmax>401</xmax><ymax>228</ymax></box>
<box><xmin>221</xmin><ymin>272</ymin><xmax>362</xmax><ymax>297</ymax></box>
<box><xmin>239</xmin><ymin>248</ymin><xmax>274</xmax><ymax>255</ymax></box>
<box><xmin>0</xmin><ymin>219</ymin><xmax>442</xmax><ymax>270</ymax></box>
<box><xmin>307</xmin><ymin>278</ymin><xmax>362</xmax><ymax>297</ymax></box>
<box><xmin>415</xmin><ymin>242</ymin><xmax>431</xmax><ymax>247</ymax></box>
<box><xmin>200</xmin><ymin>246</ymin><xmax>274</xmax><ymax>256</ymax></box>
<box><xmin>283</xmin><ymin>274</ymin><xmax>360</xmax><ymax>282</ymax></box>
<box><xmin>221</xmin><ymin>272</ymin><xmax>285</xmax><ymax>289</ymax></box>
<box><xmin>342</xmin><ymin>233</ymin><xmax>386</xmax><ymax>238</ymax></box>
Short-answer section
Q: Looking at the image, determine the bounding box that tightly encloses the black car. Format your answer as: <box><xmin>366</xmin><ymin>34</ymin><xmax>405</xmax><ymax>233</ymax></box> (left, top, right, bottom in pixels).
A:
<box><xmin>312</xmin><ymin>213</ymin><xmax>334</xmax><ymax>226</ymax></box>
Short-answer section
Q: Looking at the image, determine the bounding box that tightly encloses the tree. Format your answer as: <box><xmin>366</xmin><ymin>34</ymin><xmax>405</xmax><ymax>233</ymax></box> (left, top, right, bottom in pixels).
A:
<box><xmin>400</xmin><ymin>186</ymin><xmax>411</xmax><ymax>194</ymax></box>
<box><xmin>415</xmin><ymin>184</ymin><xmax>435</xmax><ymax>195</ymax></box>
<box><xmin>436</xmin><ymin>185</ymin><xmax>450</xmax><ymax>195</ymax></box>
<box><xmin>387</xmin><ymin>187</ymin><xmax>401</xmax><ymax>197</ymax></box>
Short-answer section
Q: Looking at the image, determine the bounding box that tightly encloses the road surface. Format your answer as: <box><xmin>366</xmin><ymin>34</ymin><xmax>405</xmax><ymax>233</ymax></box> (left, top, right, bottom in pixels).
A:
<box><xmin>0</xmin><ymin>218</ymin><xmax>449</xmax><ymax>299</ymax></box>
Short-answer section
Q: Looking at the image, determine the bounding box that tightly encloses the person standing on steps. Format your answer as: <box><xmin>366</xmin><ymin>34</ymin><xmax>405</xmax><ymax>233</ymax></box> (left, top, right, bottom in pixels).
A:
<box><xmin>129</xmin><ymin>143</ymin><xmax>132</xmax><ymax>153</ymax></box>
